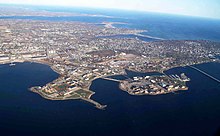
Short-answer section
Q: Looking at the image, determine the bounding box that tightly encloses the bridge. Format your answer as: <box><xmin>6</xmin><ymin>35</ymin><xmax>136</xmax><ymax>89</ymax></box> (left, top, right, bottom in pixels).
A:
<box><xmin>101</xmin><ymin>77</ymin><xmax>121</xmax><ymax>82</ymax></box>
<box><xmin>189</xmin><ymin>65</ymin><xmax>220</xmax><ymax>83</ymax></box>
<box><xmin>134</xmin><ymin>33</ymin><xmax>164</xmax><ymax>40</ymax></box>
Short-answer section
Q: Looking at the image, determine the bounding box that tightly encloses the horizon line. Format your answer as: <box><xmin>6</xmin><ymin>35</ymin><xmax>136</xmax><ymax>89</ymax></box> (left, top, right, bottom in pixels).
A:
<box><xmin>0</xmin><ymin>3</ymin><xmax>220</xmax><ymax>20</ymax></box>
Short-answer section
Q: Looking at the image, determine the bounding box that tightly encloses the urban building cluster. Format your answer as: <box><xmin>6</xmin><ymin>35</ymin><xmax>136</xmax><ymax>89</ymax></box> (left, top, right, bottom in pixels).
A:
<box><xmin>0</xmin><ymin>19</ymin><xmax>220</xmax><ymax>109</ymax></box>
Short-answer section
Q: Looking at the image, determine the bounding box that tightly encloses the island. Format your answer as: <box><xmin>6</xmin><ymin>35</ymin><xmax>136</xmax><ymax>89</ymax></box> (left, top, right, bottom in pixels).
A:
<box><xmin>0</xmin><ymin>18</ymin><xmax>220</xmax><ymax>109</ymax></box>
<box><xmin>119</xmin><ymin>73</ymin><xmax>190</xmax><ymax>95</ymax></box>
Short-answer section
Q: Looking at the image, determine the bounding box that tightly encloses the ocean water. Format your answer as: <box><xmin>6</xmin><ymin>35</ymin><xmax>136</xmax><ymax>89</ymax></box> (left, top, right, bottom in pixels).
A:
<box><xmin>96</xmin><ymin>34</ymin><xmax>158</xmax><ymax>42</ymax></box>
<box><xmin>0</xmin><ymin>62</ymin><xmax>220</xmax><ymax>136</ymax></box>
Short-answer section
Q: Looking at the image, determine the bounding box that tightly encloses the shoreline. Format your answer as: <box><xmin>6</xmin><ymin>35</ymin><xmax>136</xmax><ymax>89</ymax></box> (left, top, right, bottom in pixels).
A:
<box><xmin>118</xmin><ymin>82</ymin><xmax>188</xmax><ymax>96</ymax></box>
<box><xmin>0</xmin><ymin>59</ymin><xmax>107</xmax><ymax>109</ymax></box>
<box><xmin>1</xmin><ymin>59</ymin><xmax>219</xmax><ymax>109</ymax></box>
<box><xmin>29</xmin><ymin>87</ymin><xmax>107</xmax><ymax>109</ymax></box>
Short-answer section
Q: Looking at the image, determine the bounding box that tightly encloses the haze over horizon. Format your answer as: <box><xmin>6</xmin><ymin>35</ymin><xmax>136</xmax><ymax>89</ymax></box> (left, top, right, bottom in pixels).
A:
<box><xmin>0</xmin><ymin>0</ymin><xmax>220</xmax><ymax>19</ymax></box>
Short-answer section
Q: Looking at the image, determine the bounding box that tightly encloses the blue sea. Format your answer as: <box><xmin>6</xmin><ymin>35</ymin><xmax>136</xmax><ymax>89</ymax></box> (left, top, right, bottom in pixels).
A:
<box><xmin>0</xmin><ymin>5</ymin><xmax>220</xmax><ymax>136</ymax></box>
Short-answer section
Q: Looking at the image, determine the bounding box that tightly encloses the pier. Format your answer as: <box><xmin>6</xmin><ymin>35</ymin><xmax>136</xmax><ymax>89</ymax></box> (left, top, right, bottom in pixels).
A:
<box><xmin>82</xmin><ymin>97</ymin><xmax>107</xmax><ymax>110</ymax></box>
<box><xmin>189</xmin><ymin>65</ymin><xmax>220</xmax><ymax>83</ymax></box>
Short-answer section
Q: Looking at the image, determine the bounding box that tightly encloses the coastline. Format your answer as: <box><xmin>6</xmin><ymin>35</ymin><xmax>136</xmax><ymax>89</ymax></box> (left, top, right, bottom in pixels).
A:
<box><xmin>118</xmin><ymin>82</ymin><xmax>188</xmax><ymax>96</ymax></box>
<box><xmin>1</xmin><ymin>59</ymin><xmax>219</xmax><ymax>109</ymax></box>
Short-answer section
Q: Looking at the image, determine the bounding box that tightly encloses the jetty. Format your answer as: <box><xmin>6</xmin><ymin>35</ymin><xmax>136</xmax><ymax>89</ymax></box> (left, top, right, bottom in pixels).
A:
<box><xmin>81</xmin><ymin>97</ymin><xmax>107</xmax><ymax>110</ymax></box>
<box><xmin>189</xmin><ymin>65</ymin><xmax>220</xmax><ymax>83</ymax></box>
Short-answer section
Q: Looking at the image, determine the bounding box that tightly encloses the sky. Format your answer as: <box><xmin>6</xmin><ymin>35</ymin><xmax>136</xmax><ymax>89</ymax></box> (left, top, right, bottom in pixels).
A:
<box><xmin>0</xmin><ymin>0</ymin><xmax>220</xmax><ymax>19</ymax></box>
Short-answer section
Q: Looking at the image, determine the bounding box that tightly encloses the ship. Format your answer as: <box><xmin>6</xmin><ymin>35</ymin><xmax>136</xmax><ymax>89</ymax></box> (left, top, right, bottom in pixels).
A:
<box><xmin>9</xmin><ymin>63</ymin><xmax>16</xmax><ymax>66</ymax></box>
<box><xmin>180</xmin><ymin>73</ymin><xmax>190</xmax><ymax>82</ymax></box>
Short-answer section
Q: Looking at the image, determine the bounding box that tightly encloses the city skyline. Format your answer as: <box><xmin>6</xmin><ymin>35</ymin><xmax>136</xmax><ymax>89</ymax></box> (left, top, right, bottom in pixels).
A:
<box><xmin>0</xmin><ymin>0</ymin><xmax>220</xmax><ymax>19</ymax></box>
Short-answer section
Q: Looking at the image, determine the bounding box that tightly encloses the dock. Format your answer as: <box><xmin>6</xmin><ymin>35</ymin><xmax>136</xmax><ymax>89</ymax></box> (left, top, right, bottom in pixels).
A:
<box><xmin>189</xmin><ymin>65</ymin><xmax>220</xmax><ymax>83</ymax></box>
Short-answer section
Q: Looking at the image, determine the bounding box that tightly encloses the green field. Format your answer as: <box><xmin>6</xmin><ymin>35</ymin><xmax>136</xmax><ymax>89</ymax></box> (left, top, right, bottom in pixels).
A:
<box><xmin>75</xmin><ymin>89</ymin><xmax>92</xmax><ymax>98</ymax></box>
